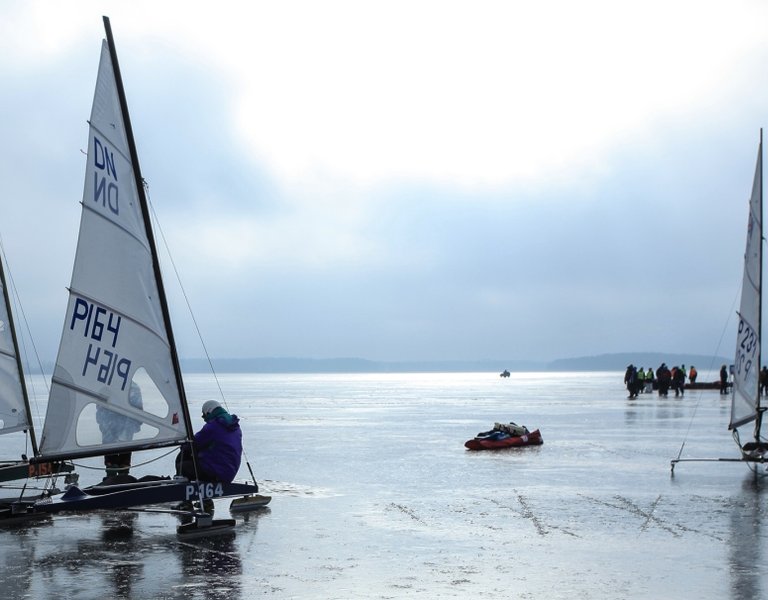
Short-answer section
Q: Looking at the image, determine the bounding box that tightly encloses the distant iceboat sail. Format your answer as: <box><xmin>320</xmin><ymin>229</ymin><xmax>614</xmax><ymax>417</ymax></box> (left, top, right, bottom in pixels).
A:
<box><xmin>0</xmin><ymin>254</ymin><xmax>33</xmax><ymax>438</ymax></box>
<box><xmin>38</xmin><ymin>38</ymin><xmax>191</xmax><ymax>461</ymax></box>
<box><xmin>729</xmin><ymin>134</ymin><xmax>763</xmax><ymax>433</ymax></box>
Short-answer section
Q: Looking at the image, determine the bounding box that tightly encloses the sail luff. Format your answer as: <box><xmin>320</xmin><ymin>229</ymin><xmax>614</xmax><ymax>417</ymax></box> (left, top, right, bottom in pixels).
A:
<box><xmin>101</xmin><ymin>16</ymin><xmax>194</xmax><ymax>441</ymax></box>
<box><xmin>0</xmin><ymin>250</ymin><xmax>36</xmax><ymax>451</ymax></box>
<box><xmin>730</xmin><ymin>132</ymin><xmax>763</xmax><ymax>431</ymax></box>
<box><xmin>756</xmin><ymin>127</ymin><xmax>764</xmax><ymax>442</ymax></box>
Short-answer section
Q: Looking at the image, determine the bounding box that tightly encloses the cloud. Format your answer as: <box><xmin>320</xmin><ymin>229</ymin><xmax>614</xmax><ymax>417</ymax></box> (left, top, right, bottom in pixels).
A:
<box><xmin>2</xmin><ymin>1</ymin><xmax>768</xmax><ymax>364</ymax></box>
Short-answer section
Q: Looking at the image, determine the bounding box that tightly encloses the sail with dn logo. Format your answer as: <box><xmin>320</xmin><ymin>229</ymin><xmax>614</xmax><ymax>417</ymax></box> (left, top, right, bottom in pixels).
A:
<box><xmin>9</xmin><ymin>17</ymin><xmax>266</xmax><ymax>534</ymax></box>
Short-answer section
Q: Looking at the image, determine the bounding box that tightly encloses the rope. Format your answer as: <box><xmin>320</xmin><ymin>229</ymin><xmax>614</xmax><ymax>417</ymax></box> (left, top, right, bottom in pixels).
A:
<box><xmin>143</xmin><ymin>182</ymin><xmax>257</xmax><ymax>486</ymax></box>
<box><xmin>71</xmin><ymin>447</ymin><xmax>177</xmax><ymax>471</ymax></box>
<box><xmin>673</xmin><ymin>284</ymin><xmax>739</xmax><ymax>461</ymax></box>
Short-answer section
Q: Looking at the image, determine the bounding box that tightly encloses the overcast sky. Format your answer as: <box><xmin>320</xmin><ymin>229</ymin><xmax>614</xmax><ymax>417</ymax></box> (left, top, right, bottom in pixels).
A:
<box><xmin>1</xmin><ymin>0</ymin><xmax>767</xmax><ymax>364</ymax></box>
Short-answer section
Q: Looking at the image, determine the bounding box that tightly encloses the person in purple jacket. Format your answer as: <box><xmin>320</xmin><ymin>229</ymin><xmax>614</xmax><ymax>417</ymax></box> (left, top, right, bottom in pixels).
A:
<box><xmin>175</xmin><ymin>400</ymin><xmax>243</xmax><ymax>483</ymax></box>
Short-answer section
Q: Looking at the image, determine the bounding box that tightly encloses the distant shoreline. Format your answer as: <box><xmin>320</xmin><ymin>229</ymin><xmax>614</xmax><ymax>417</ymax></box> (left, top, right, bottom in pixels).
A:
<box><xmin>175</xmin><ymin>352</ymin><xmax>729</xmax><ymax>374</ymax></box>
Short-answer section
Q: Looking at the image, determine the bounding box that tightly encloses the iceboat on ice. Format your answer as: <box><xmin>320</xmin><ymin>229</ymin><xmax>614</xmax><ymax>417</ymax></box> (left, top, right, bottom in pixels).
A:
<box><xmin>0</xmin><ymin>249</ymin><xmax>74</xmax><ymax>517</ymax></box>
<box><xmin>671</xmin><ymin>130</ymin><xmax>768</xmax><ymax>473</ymax></box>
<box><xmin>14</xmin><ymin>17</ymin><xmax>269</xmax><ymax>534</ymax></box>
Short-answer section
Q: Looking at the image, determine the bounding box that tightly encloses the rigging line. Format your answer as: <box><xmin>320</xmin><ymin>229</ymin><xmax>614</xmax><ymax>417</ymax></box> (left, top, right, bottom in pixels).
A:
<box><xmin>143</xmin><ymin>183</ymin><xmax>256</xmax><ymax>484</ymax></box>
<box><xmin>0</xmin><ymin>484</ymin><xmax>54</xmax><ymax>492</ymax></box>
<box><xmin>142</xmin><ymin>184</ymin><xmax>204</xmax><ymax>485</ymax></box>
<box><xmin>674</xmin><ymin>283</ymin><xmax>740</xmax><ymax>461</ymax></box>
<box><xmin>71</xmin><ymin>447</ymin><xmax>177</xmax><ymax>471</ymax></box>
<box><xmin>143</xmin><ymin>183</ymin><xmax>229</xmax><ymax>408</ymax></box>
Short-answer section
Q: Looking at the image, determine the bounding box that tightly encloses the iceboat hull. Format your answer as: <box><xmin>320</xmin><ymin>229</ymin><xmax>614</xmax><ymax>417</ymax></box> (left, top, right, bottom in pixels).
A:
<box><xmin>32</xmin><ymin>478</ymin><xmax>259</xmax><ymax>513</ymax></box>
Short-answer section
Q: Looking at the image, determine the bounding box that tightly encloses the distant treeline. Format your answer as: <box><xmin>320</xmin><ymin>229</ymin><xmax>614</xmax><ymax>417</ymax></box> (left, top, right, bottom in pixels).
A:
<box><xmin>177</xmin><ymin>352</ymin><xmax>729</xmax><ymax>374</ymax></box>
<box><xmin>179</xmin><ymin>357</ymin><xmax>544</xmax><ymax>373</ymax></box>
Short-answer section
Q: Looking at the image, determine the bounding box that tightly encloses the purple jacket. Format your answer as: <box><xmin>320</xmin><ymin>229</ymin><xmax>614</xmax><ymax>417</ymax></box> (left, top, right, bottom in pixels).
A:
<box><xmin>193</xmin><ymin>411</ymin><xmax>243</xmax><ymax>483</ymax></box>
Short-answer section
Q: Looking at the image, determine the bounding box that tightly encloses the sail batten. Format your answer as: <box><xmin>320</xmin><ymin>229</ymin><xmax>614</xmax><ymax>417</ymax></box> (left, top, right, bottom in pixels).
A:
<box><xmin>64</xmin><ymin>289</ymin><xmax>174</xmax><ymax>351</ymax></box>
<box><xmin>80</xmin><ymin>200</ymin><xmax>153</xmax><ymax>251</ymax></box>
<box><xmin>729</xmin><ymin>134</ymin><xmax>763</xmax><ymax>433</ymax></box>
<box><xmin>37</xmin><ymin>26</ymin><xmax>191</xmax><ymax>461</ymax></box>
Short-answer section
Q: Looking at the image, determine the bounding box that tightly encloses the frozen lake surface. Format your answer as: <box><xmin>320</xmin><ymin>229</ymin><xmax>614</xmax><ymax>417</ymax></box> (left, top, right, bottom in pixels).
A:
<box><xmin>1</xmin><ymin>371</ymin><xmax>766</xmax><ymax>599</ymax></box>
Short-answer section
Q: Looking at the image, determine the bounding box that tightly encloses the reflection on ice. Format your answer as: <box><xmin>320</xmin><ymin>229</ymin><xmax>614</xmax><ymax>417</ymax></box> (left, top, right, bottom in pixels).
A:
<box><xmin>0</xmin><ymin>508</ymin><xmax>261</xmax><ymax>600</ymax></box>
<box><xmin>729</xmin><ymin>477</ymin><xmax>765</xmax><ymax>600</ymax></box>
<box><xmin>1</xmin><ymin>372</ymin><xmax>767</xmax><ymax>598</ymax></box>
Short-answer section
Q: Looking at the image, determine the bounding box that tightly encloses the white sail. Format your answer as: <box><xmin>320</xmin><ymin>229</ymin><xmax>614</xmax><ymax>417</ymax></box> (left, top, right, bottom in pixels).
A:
<box><xmin>0</xmin><ymin>256</ymin><xmax>31</xmax><ymax>436</ymax></box>
<box><xmin>730</xmin><ymin>140</ymin><xmax>763</xmax><ymax>431</ymax></box>
<box><xmin>38</xmin><ymin>40</ymin><xmax>188</xmax><ymax>460</ymax></box>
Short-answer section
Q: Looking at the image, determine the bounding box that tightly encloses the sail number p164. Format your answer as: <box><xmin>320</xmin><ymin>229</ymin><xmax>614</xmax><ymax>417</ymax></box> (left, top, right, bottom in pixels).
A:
<box><xmin>70</xmin><ymin>297</ymin><xmax>131</xmax><ymax>390</ymax></box>
<box><xmin>186</xmin><ymin>482</ymin><xmax>224</xmax><ymax>500</ymax></box>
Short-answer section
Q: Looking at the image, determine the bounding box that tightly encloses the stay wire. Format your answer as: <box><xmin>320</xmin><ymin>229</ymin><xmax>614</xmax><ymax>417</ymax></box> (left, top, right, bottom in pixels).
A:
<box><xmin>71</xmin><ymin>447</ymin><xmax>177</xmax><ymax>471</ymax></box>
<box><xmin>674</xmin><ymin>284</ymin><xmax>740</xmax><ymax>461</ymax></box>
<box><xmin>144</xmin><ymin>182</ymin><xmax>258</xmax><ymax>486</ymax></box>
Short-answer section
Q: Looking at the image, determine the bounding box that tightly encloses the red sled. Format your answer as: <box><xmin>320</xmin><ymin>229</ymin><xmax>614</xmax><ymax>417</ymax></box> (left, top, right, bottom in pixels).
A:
<box><xmin>464</xmin><ymin>428</ymin><xmax>543</xmax><ymax>450</ymax></box>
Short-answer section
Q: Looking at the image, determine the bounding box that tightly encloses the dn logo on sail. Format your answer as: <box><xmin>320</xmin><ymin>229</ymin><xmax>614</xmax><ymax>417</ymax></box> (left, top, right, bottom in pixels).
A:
<box><xmin>92</xmin><ymin>135</ymin><xmax>119</xmax><ymax>215</ymax></box>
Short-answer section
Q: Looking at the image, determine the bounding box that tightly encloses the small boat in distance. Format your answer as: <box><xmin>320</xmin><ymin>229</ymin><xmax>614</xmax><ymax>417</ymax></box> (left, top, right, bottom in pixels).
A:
<box><xmin>500</xmin><ymin>370</ymin><xmax>510</xmax><ymax>378</ymax></box>
<box><xmin>684</xmin><ymin>381</ymin><xmax>731</xmax><ymax>391</ymax></box>
<box><xmin>465</xmin><ymin>422</ymin><xmax>543</xmax><ymax>450</ymax></box>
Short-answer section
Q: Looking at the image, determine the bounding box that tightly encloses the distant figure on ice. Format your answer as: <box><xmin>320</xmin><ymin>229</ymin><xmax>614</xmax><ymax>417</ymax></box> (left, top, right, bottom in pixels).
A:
<box><xmin>656</xmin><ymin>363</ymin><xmax>671</xmax><ymax>397</ymax></box>
<box><xmin>643</xmin><ymin>367</ymin><xmax>654</xmax><ymax>393</ymax></box>
<box><xmin>760</xmin><ymin>366</ymin><xmax>768</xmax><ymax>396</ymax></box>
<box><xmin>720</xmin><ymin>365</ymin><xmax>729</xmax><ymax>395</ymax></box>
<box><xmin>624</xmin><ymin>365</ymin><xmax>640</xmax><ymax>398</ymax></box>
<box><xmin>689</xmin><ymin>365</ymin><xmax>698</xmax><ymax>384</ymax></box>
<box><xmin>671</xmin><ymin>366</ymin><xmax>686</xmax><ymax>397</ymax></box>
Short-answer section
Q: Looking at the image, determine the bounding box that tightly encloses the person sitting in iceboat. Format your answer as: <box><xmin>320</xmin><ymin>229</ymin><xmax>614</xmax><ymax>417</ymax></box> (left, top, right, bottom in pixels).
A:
<box><xmin>175</xmin><ymin>400</ymin><xmax>243</xmax><ymax>483</ymax></box>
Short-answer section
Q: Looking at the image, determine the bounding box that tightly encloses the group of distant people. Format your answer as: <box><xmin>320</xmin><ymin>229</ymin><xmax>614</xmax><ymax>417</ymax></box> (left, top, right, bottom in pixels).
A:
<box><xmin>623</xmin><ymin>363</ymin><xmax>698</xmax><ymax>398</ymax></box>
<box><xmin>624</xmin><ymin>362</ymin><xmax>768</xmax><ymax>398</ymax></box>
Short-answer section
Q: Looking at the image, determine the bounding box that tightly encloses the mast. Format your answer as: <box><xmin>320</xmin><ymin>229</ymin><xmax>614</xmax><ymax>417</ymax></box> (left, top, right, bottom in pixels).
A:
<box><xmin>101</xmin><ymin>16</ymin><xmax>194</xmax><ymax>441</ymax></box>
<box><xmin>0</xmin><ymin>252</ymin><xmax>37</xmax><ymax>455</ymax></box>
<box><xmin>756</xmin><ymin>127</ymin><xmax>764</xmax><ymax>444</ymax></box>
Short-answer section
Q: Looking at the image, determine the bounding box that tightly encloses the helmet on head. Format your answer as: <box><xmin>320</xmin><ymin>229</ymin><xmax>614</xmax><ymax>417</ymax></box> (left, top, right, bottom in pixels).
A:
<box><xmin>201</xmin><ymin>400</ymin><xmax>221</xmax><ymax>417</ymax></box>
